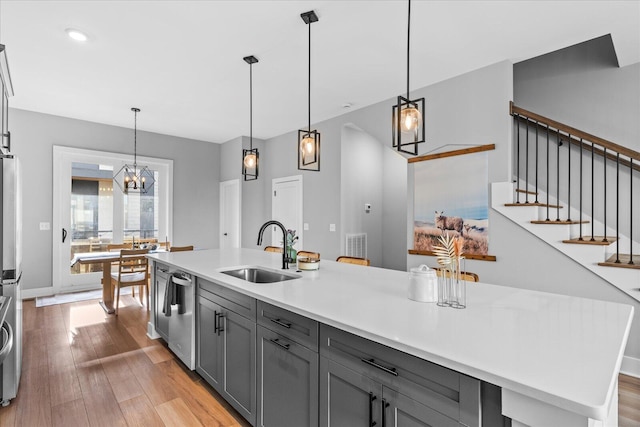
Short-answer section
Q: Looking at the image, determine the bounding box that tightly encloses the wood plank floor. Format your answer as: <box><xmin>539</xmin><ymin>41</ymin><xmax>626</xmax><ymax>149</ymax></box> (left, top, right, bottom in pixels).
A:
<box><xmin>0</xmin><ymin>296</ymin><xmax>250</xmax><ymax>427</ymax></box>
<box><xmin>1</xmin><ymin>295</ymin><xmax>639</xmax><ymax>426</ymax></box>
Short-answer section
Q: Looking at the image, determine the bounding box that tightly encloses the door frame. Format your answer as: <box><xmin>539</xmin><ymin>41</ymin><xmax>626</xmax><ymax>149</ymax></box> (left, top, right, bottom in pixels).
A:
<box><xmin>219</xmin><ymin>179</ymin><xmax>241</xmax><ymax>249</ymax></box>
<box><xmin>271</xmin><ymin>175</ymin><xmax>303</xmax><ymax>250</ymax></box>
<box><xmin>52</xmin><ymin>145</ymin><xmax>173</xmax><ymax>293</ymax></box>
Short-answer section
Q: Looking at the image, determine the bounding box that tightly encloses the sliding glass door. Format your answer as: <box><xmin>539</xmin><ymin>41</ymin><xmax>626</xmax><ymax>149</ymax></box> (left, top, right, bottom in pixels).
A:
<box><xmin>53</xmin><ymin>146</ymin><xmax>172</xmax><ymax>291</ymax></box>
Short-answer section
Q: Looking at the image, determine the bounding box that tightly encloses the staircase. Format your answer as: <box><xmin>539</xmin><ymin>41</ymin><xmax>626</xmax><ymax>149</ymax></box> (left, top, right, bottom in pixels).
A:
<box><xmin>493</xmin><ymin>103</ymin><xmax>640</xmax><ymax>303</ymax></box>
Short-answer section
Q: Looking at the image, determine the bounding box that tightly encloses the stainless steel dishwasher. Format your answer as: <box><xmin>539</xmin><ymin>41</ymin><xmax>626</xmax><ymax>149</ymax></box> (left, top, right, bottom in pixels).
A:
<box><xmin>156</xmin><ymin>265</ymin><xmax>195</xmax><ymax>370</ymax></box>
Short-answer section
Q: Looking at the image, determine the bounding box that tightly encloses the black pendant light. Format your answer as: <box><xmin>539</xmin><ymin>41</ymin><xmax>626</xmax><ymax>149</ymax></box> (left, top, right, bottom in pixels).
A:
<box><xmin>298</xmin><ymin>10</ymin><xmax>320</xmax><ymax>171</ymax></box>
<box><xmin>114</xmin><ymin>108</ymin><xmax>155</xmax><ymax>194</ymax></box>
<box><xmin>242</xmin><ymin>55</ymin><xmax>259</xmax><ymax>181</ymax></box>
<box><xmin>392</xmin><ymin>0</ymin><xmax>425</xmax><ymax>155</ymax></box>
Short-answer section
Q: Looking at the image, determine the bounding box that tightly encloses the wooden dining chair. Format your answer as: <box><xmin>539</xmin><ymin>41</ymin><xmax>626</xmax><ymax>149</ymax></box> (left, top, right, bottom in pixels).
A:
<box><xmin>336</xmin><ymin>256</ymin><xmax>371</xmax><ymax>266</ymax></box>
<box><xmin>297</xmin><ymin>250</ymin><xmax>320</xmax><ymax>260</ymax></box>
<box><xmin>264</xmin><ymin>246</ymin><xmax>283</xmax><ymax>253</ymax></box>
<box><xmin>110</xmin><ymin>249</ymin><xmax>150</xmax><ymax>315</ymax></box>
<box><xmin>107</xmin><ymin>243</ymin><xmax>133</xmax><ymax>252</ymax></box>
<box><xmin>433</xmin><ymin>268</ymin><xmax>479</xmax><ymax>282</ymax></box>
<box><xmin>170</xmin><ymin>245</ymin><xmax>194</xmax><ymax>252</ymax></box>
<box><xmin>157</xmin><ymin>241</ymin><xmax>171</xmax><ymax>250</ymax></box>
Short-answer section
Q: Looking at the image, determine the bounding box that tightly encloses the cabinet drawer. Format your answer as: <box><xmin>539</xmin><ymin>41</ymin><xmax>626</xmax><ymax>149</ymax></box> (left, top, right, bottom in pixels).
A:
<box><xmin>320</xmin><ymin>324</ymin><xmax>480</xmax><ymax>426</ymax></box>
<box><xmin>258</xmin><ymin>301</ymin><xmax>318</xmax><ymax>351</ymax></box>
<box><xmin>198</xmin><ymin>278</ymin><xmax>256</xmax><ymax>321</ymax></box>
<box><xmin>155</xmin><ymin>263</ymin><xmax>170</xmax><ymax>280</ymax></box>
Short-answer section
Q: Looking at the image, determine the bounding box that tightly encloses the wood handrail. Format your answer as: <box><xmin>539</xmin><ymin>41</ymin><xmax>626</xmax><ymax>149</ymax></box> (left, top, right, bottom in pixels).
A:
<box><xmin>510</xmin><ymin>102</ymin><xmax>640</xmax><ymax>162</ymax></box>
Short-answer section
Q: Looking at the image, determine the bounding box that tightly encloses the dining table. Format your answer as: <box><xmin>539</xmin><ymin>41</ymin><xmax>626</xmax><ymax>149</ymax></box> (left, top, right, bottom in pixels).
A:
<box><xmin>70</xmin><ymin>249</ymin><xmax>164</xmax><ymax>314</ymax></box>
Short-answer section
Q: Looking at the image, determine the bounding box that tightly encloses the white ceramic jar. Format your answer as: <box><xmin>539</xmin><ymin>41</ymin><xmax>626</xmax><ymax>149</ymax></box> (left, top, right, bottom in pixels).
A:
<box><xmin>408</xmin><ymin>264</ymin><xmax>438</xmax><ymax>303</ymax></box>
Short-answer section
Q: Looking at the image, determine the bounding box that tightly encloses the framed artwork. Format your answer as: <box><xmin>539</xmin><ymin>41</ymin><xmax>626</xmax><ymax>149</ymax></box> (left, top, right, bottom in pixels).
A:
<box><xmin>409</xmin><ymin>145</ymin><xmax>496</xmax><ymax>261</ymax></box>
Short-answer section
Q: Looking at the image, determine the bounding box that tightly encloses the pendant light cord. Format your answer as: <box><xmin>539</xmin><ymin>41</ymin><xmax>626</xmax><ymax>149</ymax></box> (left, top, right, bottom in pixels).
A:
<box><xmin>249</xmin><ymin>61</ymin><xmax>253</xmax><ymax>150</ymax></box>
<box><xmin>308</xmin><ymin>18</ymin><xmax>311</xmax><ymax>132</ymax></box>
<box><xmin>133</xmin><ymin>108</ymin><xmax>138</xmax><ymax>168</ymax></box>
<box><xmin>406</xmin><ymin>0</ymin><xmax>411</xmax><ymax>100</ymax></box>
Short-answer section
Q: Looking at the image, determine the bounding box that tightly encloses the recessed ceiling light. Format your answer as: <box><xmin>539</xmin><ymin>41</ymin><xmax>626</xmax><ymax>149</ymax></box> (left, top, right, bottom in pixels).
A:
<box><xmin>65</xmin><ymin>28</ymin><xmax>88</xmax><ymax>42</ymax></box>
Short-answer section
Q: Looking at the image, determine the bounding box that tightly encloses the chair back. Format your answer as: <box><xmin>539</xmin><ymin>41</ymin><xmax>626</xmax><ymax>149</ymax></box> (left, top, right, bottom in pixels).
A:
<box><xmin>116</xmin><ymin>249</ymin><xmax>150</xmax><ymax>286</ymax></box>
<box><xmin>434</xmin><ymin>268</ymin><xmax>479</xmax><ymax>282</ymax></box>
<box><xmin>264</xmin><ymin>246</ymin><xmax>283</xmax><ymax>253</ymax></box>
<box><xmin>297</xmin><ymin>250</ymin><xmax>320</xmax><ymax>260</ymax></box>
<box><xmin>170</xmin><ymin>245</ymin><xmax>194</xmax><ymax>252</ymax></box>
<box><xmin>107</xmin><ymin>243</ymin><xmax>133</xmax><ymax>252</ymax></box>
<box><xmin>336</xmin><ymin>256</ymin><xmax>370</xmax><ymax>266</ymax></box>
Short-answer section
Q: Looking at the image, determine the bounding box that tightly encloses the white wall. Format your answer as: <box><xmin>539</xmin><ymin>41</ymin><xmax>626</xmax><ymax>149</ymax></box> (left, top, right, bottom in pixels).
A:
<box><xmin>10</xmin><ymin>108</ymin><xmax>220</xmax><ymax>292</ymax></box>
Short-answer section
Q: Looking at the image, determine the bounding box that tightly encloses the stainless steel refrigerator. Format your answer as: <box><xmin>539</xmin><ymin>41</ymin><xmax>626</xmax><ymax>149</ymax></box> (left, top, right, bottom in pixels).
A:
<box><xmin>0</xmin><ymin>155</ymin><xmax>22</xmax><ymax>406</ymax></box>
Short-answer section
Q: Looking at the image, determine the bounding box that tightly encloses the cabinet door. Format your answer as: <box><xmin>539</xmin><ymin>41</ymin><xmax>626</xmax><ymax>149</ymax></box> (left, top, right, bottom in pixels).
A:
<box><xmin>196</xmin><ymin>296</ymin><xmax>223</xmax><ymax>389</ymax></box>
<box><xmin>222</xmin><ymin>308</ymin><xmax>256</xmax><ymax>424</ymax></box>
<box><xmin>383</xmin><ymin>387</ymin><xmax>460</xmax><ymax>427</ymax></box>
<box><xmin>320</xmin><ymin>356</ymin><xmax>381</xmax><ymax>427</ymax></box>
<box><xmin>154</xmin><ymin>270</ymin><xmax>170</xmax><ymax>341</ymax></box>
<box><xmin>257</xmin><ymin>325</ymin><xmax>319</xmax><ymax>427</ymax></box>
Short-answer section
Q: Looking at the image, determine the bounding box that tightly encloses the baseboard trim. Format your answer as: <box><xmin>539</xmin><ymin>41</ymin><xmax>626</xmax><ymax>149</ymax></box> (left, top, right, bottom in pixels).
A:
<box><xmin>621</xmin><ymin>355</ymin><xmax>640</xmax><ymax>378</ymax></box>
<box><xmin>21</xmin><ymin>284</ymin><xmax>102</xmax><ymax>300</ymax></box>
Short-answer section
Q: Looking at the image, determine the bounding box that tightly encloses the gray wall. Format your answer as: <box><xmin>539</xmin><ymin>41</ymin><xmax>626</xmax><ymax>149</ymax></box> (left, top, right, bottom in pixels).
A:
<box><xmin>220</xmin><ymin>135</ymin><xmax>266</xmax><ymax>249</ymax></box>
<box><xmin>10</xmin><ymin>108</ymin><xmax>220</xmax><ymax>292</ymax></box>
<box><xmin>340</xmin><ymin>125</ymin><xmax>384</xmax><ymax>267</ymax></box>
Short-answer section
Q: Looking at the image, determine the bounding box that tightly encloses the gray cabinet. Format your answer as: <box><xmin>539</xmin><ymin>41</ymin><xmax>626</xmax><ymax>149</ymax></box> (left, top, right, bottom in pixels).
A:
<box><xmin>196</xmin><ymin>295</ymin><xmax>223</xmax><ymax>388</ymax></box>
<box><xmin>154</xmin><ymin>263</ymin><xmax>170</xmax><ymax>341</ymax></box>
<box><xmin>256</xmin><ymin>301</ymin><xmax>319</xmax><ymax>427</ymax></box>
<box><xmin>196</xmin><ymin>278</ymin><xmax>256</xmax><ymax>425</ymax></box>
<box><xmin>320</xmin><ymin>324</ymin><xmax>481</xmax><ymax>427</ymax></box>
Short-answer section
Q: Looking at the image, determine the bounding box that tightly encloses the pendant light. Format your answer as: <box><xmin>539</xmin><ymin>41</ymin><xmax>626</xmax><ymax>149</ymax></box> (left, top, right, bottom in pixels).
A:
<box><xmin>392</xmin><ymin>0</ymin><xmax>425</xmax><ymax>155</ymax></box>
<box><xmin>114</xmin><ymin>108</ymin><xmax>155</xmax><ymax>194</ymax></box>
<box><xmin>298</xmin><ymin>10</ymin><xmax>320</xmax><ymax>171</ymax></box>
<box><xmin>242</xmin><ymin>55</ymin><xmax>259</xmax><ymax>181</ymax></box>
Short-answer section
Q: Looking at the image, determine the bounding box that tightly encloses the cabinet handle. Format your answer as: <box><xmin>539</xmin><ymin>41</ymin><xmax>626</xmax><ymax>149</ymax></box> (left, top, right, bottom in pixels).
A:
<box><xmin>214</xmin><ymin>310</ymin><xmax>219</xmax><ymax>334</ymax></box>
<box><xmin>269</xmin><ymin>338</ymin><xmax>290</xmax><ymax>350</ymax></box>
<box><xmin>270</xmin><ymin>318</ymin><xmax>292</xmax><ymax>329</ymax></box>
<box><xmin>381</xmin><ymin>398</ymin><xmax>389</xmax><ymax>427</ymax></box>
<box><xmin>360</xmin><ymin>358</ymin><xmax>398</xmax><ymax>377</ymax></box>
<box><xmin>217</xmin><ymin>313</ymin><xmax>225</xmax><ymax>335</ymax></box>
<box><xmin>368</xmin><ymin>392</ymin><xmax>377</xmax><ymax>427</ymax></box>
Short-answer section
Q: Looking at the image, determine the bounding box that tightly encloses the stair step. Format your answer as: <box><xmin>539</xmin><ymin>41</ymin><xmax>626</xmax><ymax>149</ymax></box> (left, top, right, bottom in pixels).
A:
<box><xmin>531</xmin><ymin>219</ymin><xmax>590</xmax><ymax>225</ymax></box>
<box><xmin>562</xmin><ymin>236</ymin><xmax>616</xmax><ymax>246</ymax></box>
<box><xmin>505</xmin><ymin>202</ymin><xmax>563</xmax><ymax>209</ymax></box>
<box><xmin>515</xmin><ymin>188</ymin><xmax>538</xmax><ymax>195</ymax></box>
<box><xmin>598</xmin><ymin>254</ymin><xmax>640</xmax><ymax>270</ymax></box>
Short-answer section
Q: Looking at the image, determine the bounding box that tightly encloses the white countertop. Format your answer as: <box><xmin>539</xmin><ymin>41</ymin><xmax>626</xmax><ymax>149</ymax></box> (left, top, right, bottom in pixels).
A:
<box><xmin>149</xmin><ymin>248</ymin><xmax>634</xmax><ymax>421</ymax></box>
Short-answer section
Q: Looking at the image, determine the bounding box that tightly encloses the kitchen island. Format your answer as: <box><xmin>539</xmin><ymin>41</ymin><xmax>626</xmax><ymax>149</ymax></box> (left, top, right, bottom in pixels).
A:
<box><xmin>148</xmin><ymin>248</ymin><xmax>633</xmax><ymax>427</ymax></box>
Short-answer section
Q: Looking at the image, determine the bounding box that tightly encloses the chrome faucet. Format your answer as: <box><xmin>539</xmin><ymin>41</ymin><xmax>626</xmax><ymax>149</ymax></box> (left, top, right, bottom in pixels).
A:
<box><xmin>257</xmin><ymin>220</ymin><xmax>290</xmax><ymax>269</ymax></box>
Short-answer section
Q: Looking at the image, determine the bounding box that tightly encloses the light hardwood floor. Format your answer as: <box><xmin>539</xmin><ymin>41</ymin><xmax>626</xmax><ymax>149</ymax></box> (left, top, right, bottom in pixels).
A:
<box><xmin>0</xmin><ymin>296</ymin><xmax>250</xmax><ymax>427</ymax></box>
<box><xmin>0</xmin><ymin>296</ymin><xmax>638</xmax><ymax>426</ymax></box>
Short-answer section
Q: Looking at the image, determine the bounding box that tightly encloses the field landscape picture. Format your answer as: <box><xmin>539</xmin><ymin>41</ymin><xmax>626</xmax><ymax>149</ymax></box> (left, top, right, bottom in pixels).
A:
<box><xmin>413</xmin><ymin>151</ymin><xmax>489</xmax><ymax>255</ymax></box>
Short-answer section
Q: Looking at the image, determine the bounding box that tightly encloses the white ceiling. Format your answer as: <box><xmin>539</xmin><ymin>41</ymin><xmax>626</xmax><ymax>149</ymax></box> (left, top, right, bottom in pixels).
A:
<box><xmin>1</xmin><ymin>1</ymin><xmax>639</xmax><ymax>143</ymax></box>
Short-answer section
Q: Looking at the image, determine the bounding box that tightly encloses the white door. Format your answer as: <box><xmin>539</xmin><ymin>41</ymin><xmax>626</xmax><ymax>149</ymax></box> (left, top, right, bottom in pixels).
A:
<box><xmin>220</xmin><ymin>179</ymin><xmax>241</xmax><ymax>249</ymax></box>
<box><xmin>52</xmin><ymin>146</ymin><xmax>173</xmax><ymax>293</ymax></box>
<box><xmin>271</xmin><ymin>175</ymin><xmax>303</xmax><ymax>250</ymax></box>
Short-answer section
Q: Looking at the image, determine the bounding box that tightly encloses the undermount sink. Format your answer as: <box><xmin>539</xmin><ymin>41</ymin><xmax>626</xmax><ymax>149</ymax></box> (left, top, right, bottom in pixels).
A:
<box><xmin>221</xmin><ymin>267</ymin><xmax>299</xmax><ymax>283</ymax></box>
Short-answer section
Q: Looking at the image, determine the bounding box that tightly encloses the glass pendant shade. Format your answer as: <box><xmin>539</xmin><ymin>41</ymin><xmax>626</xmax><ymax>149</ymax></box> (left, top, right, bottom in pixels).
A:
<box><xmin>400</xmin><ymin>105</ymin><xmax>422</xmax><ymax>132</ymax></box>
<box><xmin>298</xmin><ymin>129</ymin><xmax>320</xmax><ymax>170</ymax></box>
<box><xmin>114</xmin><ymin>108</ymin><xmax>155</xmax><ymax>194</ymax></box>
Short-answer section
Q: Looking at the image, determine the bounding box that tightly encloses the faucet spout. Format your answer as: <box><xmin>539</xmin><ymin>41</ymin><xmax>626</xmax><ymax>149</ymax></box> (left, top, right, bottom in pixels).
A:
<box><xmin>257</xmin><ymin>220</ymin><xmax>290</xmax><ymax>270</ymax></box>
